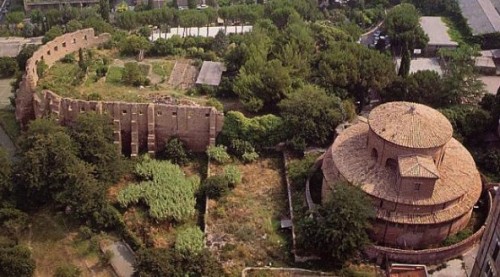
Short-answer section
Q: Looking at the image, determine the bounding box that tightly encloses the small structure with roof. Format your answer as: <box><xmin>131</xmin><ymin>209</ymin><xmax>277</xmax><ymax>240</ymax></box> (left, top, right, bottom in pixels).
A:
<box><xmin>388</xmin><ymin>263</ymin><xmax>428</xmax><ymax>277</ymax></box>
<box><xmin>321</xmin><ymin>102</ymin><xmax>482</xmax><ymax>249</ymax></box>
<box><xmin>419</xmin><ymin>17</ymin><xmax>458</xmax><ymax>56</ymax></box>
<box><xmin>195</xmin><ymin>61</ymin><xmax>226</xmax><ymax>86</ymax></box>
<box><xmin>458</xmin><ymin>0</ymin><xmax>500</xmax><ymax>35</ymax></box>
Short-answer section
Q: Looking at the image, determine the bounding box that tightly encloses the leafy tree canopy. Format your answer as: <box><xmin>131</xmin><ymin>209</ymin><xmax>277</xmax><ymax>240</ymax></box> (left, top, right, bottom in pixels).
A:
<box><xmin>297</xmin><ymin>181</ymin><xmax>374</xmax><ymax>266</ymax></box>
<box><xmin>279</xmin><ymin>85</ymin><xmax>356</xmax><ymax>147</ymax></box>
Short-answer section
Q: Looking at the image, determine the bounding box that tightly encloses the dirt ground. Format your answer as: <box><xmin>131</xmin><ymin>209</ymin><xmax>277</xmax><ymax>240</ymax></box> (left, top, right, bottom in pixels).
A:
<box><xmin>206</xmin><ymin>157</ymin><xmax>292</xmax><ymax>276</ymax></box>
<box><xmin>20</xmin><ymin>211</ymin><xmax>115</xmax><ymax>277</ymax></box>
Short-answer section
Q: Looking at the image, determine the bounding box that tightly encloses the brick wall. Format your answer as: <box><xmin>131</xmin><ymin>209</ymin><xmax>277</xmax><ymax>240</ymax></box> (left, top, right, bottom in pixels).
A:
<box><xmin>365</xmin><ymin>193</ymin><xmax>492</xmax><ymax>265</ymax></box>
<box><xmin>15</xmin><ymin>29</ymin><xmax>224</xmax><ymax>155</ymax></box>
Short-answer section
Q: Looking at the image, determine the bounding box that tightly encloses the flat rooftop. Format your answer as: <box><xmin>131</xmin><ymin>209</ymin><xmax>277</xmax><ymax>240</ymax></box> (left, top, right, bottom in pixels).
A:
<box><xmin>195</xmin><ymin>61</ymin><xmax>226</xmax><ymax>86</ymax></box>
<box><xmin>395</xmin><ymin>58</ymin><xmax>443</xmax><ymax>75</ymax></box>
<box><xmin>420</xmin><ymin>17</ymin><xmax>458</xmax><ymax>47</ymax></box>
<box><xmin>458</xmin><ymin>0</ymin><xmax>500</xmax><ymax>35</ymax></box>
<box><xmin>0</xmin><ymin>37</ymin><xmax>42</xmax><ymax>57</ymax></box>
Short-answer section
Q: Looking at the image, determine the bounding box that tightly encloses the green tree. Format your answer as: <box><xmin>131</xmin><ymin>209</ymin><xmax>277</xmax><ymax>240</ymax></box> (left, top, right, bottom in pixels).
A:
<box><xmin>158</xmin><ymin>137</ymin><xmax>189</xmax><ymax>166</ymax></box>
<box><xmin>297</xmin><ymin>181</ymin><xmax>374</xmax><ymax>266</ymax></box>
<box><xmin>0</xmin><ymin>57</ymin><xmax>19</xmax><ymax>78</ymax></box>
<box><xmin>398</xmin><ymin>48</ymin><xmax>411</xmax><ymax>77</ymax></box>
<box><xmin>0</xmin><ymin>208</ymin><xmax>28</xmax><ymax>243</ymax></box>
<box><xmin>120</xmin><ymin>35</ymin><xmax>151</xmax><ymax>56</ymax></box>
<box><xmin>16</xmin><ymin>44</ymin><xmax>39</xmax><ymax>69</ymax></box>
<box><xmin>234</xmin><ymin>58</ymin><xmax>292</xmax><ymax>112</ymax></box>
<box><xmin>279</xmin><ymin>85</ymin><xmax>355</xmax><ymax>147</ymax></box>
<box><xmin>440</xmin><ymin>105</ymin><xmax>492</xmax><ymax>144</ymax></box>
<box><xmin>0</xmin><ymin>148</ymin><xmax>11</xmax><ymax>199</ymax></box>
<box><xmin>439</xmin><ymin>45</ymin><xmax>485</xmax><ymax>104</ymax></box>
<box><xmin>384</xmin><ymin>3</ymin><xmax>429</xmax><ymax>51</ymax></box>
<box><xmin>314</xmin><ymin>42</ymin><xmax>396</xmax><ymax>110</ymax></box>
<box><xmin>69</xmin><ymin>113</ymin><xmax>124</xmax><ymax>184</ymax></box>
<box><xmin>6</xmin><ymin>12</ymin><xmax>25</xmax><ymax>25</ymax></box>
<box><xmin>65</xmin><ymin>19</ymin><xmax>83</xmax><ymax>33</ymax></box>
<box><xmin>99</xmin><ymin>0</ymin><xmax>110</xmax><ymax>22</ymax></box>
<box><xmin>42</xmin><ymin>25</ymin><xmax>64</xmax><ymax>44</ymax></box>
<box><xmin>0</xmin><ymin>245</ymin><xmax>36</xmax><ymax>277</ymax></box>
<box><xmin>121</xmin><ymin>62</ymin><xmax>149</xmax><ymax>86</ymax></box>
<box><xmin>14</xmin><ymin>118</ymin><xmax>81</xmax><ymax>208</ymax></box>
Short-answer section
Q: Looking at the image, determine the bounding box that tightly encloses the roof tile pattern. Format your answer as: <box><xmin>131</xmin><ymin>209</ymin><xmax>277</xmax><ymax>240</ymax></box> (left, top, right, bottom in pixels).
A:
<box><xmin>322</xmin><ymin>122</ymin><xmax>482</xmax><ymax>225</ymax></box>
<box><xmin>368</xmin><ymin>102</ymin><xmax>453</xmax><ymax>149</ymax></box>
<box><xmin>398</xmin><ymin>155</ymin><xmax>439</xmax><ymax>179</ymax></box>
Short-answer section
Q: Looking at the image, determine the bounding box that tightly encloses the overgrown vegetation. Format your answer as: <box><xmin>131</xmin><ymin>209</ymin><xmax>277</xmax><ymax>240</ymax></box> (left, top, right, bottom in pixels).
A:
<box><xmin>117</xmin><ymin>157</ymin><xmax>199</xmax><ymax>222</ymax></box>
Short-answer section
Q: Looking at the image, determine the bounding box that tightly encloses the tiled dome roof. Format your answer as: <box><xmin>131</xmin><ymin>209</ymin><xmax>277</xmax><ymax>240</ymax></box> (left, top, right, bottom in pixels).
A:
<box><xmin>368</xmin><ymin>102</ymin><xmax>453</xmax><ymax>149</ymax></box>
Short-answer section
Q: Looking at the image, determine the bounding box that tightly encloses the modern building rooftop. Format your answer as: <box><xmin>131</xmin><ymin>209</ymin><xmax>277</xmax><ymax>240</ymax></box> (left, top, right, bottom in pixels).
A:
<box><xmin>458</xmin><ymin>0</ymin><xmax>500</xmax><ymax>35</ymax></box>
<box><xmin>195</xmin><ymin>61</ymin><xmax>226</xmax><ymax>86</ymax></box>
<box><xmin>368</xmin><ymin>102</ymin><xmax>453</xmax><ymax>149</ymax></box>
<box><xmin>395</xmin><ymin>58</ymin><xmax>443</xmax><ymax>75</ymax></box>
<box><xmin>419</xmin><ymin>17</ymin><xmax>458</xmax><ymax>47</ymax></box>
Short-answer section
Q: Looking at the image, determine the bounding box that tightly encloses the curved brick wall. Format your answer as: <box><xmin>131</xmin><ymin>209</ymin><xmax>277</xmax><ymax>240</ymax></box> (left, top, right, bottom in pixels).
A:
<box><xmin>15</xmin><ymin>29</ymin><xmax>223</xmax><ymax>156</ymax></box>
<box><xmin>365</xmin><ymin>192</ymin><xmax>492</xmax><ymax>265</ymax></box>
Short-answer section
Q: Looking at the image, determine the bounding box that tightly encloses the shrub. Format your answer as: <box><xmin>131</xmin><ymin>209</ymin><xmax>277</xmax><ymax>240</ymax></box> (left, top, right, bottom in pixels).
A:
<box><xmin>205</xmin><ymin>98</ymin><xmax>223</xmax><ymax>111</ymax></box>
<box><xmin>78</xmin><ymin>226</ymin><xmax>93</xmax><ymax>240</ymax></box>
<box><xmin>54</xmin><ymin>264</ymin><xmax>82</xmax><ymax>277</ymax></box>
<box><xmin>175</xmin><ymin>227</ymin><xmax>204</xmax><ymax>254</ymax></box>
<box><xmin>206</xmin><ymin>145</ymin><xmax>230</xmax><ymax>164</ymax></box>
<box><xmin>61</xmin><ymin>54</ymin><xmax>76</xmax><ymax>64</ymax></box>
<box><xmin>203</xmin><ymin>175</ymin><xmax>230</xmax><ymax>199</ymax></box>
<box><xmin>217</xmin><ymin>111</ymin><xmax>286</xmax><ymax>150</ymax></box>
<box><xmin>160</xmin><ymin>137</ymin><xmax>189</xmax><ymax>166</ymax></box>
<box><xmin>442</xmin><ymin>229</ymin><xmax>473</xmax><ymax>246</ymax></box>
<box><xmin>287</xmin><ymin>153</ymin><xmax>320</xmax><ymax>188</ymax></box>
<box><xmin>229</xmin><ymin>139</ymin><xmax>259</xmax><ymax>163</ymax></box>
<box><xmin>122</xmin><ymin>62</ymin><xmax>150</xmax><ymax>87</ymax></box>
<box><xmin>242</xmin><ymin>151</ymin><xmax>259</xmax><ymax>163</ymax></box>
<box><xmin>87</xmin><ymin>93</ymin><xmax>102</xmax><ymax>101</ymax></box>
<box><xmin>36</xmin><ymin>60</ymin><xmax>48</xmax><ymax>78</ymax></box>
<box><xmin>96</xmin><ymin>64</ymin><xmax>109</xmax><ymax>78</ymax></box>
<box><xmin>0</xmin><ymin>57</ymin><xmax>18</xmax><ymax>78</ymax></box>
<box><xmin>223</xmin><ymin>165</ymin><xmax>242</xmax><ymax>187</ymax></box>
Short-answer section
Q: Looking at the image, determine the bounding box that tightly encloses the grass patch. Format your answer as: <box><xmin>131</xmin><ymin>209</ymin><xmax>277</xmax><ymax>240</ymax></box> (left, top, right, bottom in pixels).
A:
<box><xmin>105</xmin><ymin>66</ymin><xmax>123</xmax><ymax>85</ymax></box>
<box><xmin>152</xmin><ymin>61</ymin><xmax>175</xmax><ymax>78</ymax></box>
<box><xmin>443</xmin><ymin>17</ymin><xmax>465</xmax><ymax>44</ymax></box>
<box><xmin>0</xmin><ymin>108</ymin><xmax>20</xmax><ymax>142</ymax></box>
<box><xmin>18</xmin><ymin>210</ymin><xmax>115</xmax><ymax>277</ymax></box>
<box><xmin>206</xmin><ymin>155</ymin><xmax>292</xmax><ymax>275</ymax></box>
<box><xmin>38</xmin><ymin>62</ymin><xmax>80</xmax><ymax>98</ymax></box>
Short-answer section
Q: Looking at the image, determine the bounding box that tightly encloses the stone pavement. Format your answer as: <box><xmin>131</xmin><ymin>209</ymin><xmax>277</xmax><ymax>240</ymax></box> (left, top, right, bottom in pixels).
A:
<box><xmin>101</xmin><ymin>241</ymin><xmax>136</xmax><ymax>277</ymax></box>
<box><xmin>429</xmin><ymin>244</ymin><xmax>478</xmax><ymax>277</ymax></box>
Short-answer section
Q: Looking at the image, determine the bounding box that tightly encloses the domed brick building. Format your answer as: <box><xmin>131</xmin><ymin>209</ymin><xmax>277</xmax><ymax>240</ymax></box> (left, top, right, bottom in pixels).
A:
<box><xmin>321</xmin><ymin>102</ymin><xmax>482</xmax><ymax>249</ymax></box>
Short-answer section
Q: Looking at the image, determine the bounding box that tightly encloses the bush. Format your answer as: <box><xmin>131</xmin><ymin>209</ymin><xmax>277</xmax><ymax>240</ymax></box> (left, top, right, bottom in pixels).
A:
<box><xmin>217</xmin><ymin>111</ymin><xmax>286</xmax><ymax>150</ymax></box>
<box><xmin>78</xmin><ymin>226</ymin><xmax>93</xmax><ymax>240</ymax></box>
<box><xmin>203</xmin><ymin>175</ymin><xmax>230</xmax><ymax>199</ymax></box>
<box><xmin>223</xmin><ymin>165</ymin><xmax>241</xmax><ymax>187</ymax></box>
<box><xmin>206</xmin><ymin>145</ymin><xmax>230</xmax><ymax>164</ymax></box>
<box><xmin>205</xmin><ymin>98</ymin><xmax>223</xmax><ymax>111</ymax></box>
<box><xmin>122</xmin><ymin>62</ymin><xmax>150</xmax><ymax>87</ymax></box>
<box><xmin>175</xmin><ymin>227</ymin><xmax>204</xmax><ymax>254</ymax></box>
<box><xmin>61</xmin><ymin>54</ymin><xmax>76</xmax><ymax>64</ymax></box>
<box><xmin>441</xmin><ymin>229</ymin><xmax>473</xmax><ymax>246</ymax></box>
<box><xmin>229</xmin><ymin>139</ymin><xmax>259</xmax><ymax>163</ymax></box>
<box><xmin>54</xmin><ymin>264</ymin><xmax>82</xmax><ymax>277</ymax></box>
<box><xmin>287</xmin><ymin>153</ymin><xmax>320</xmax><ymax>188</ymax></box>
<box><xmin>36</xmin><ymin>60</ymin><xmax>48</xmax><ymax>78</ymax></box>
<box><xmin>0</xmin><ymin>57</ymin><xmax>19</xmax><ymax>78</ymax></box>
<box><xmin>159</xmin><ymin>137</ymin><xmax>189</xmax><ymax>166</ymax></box>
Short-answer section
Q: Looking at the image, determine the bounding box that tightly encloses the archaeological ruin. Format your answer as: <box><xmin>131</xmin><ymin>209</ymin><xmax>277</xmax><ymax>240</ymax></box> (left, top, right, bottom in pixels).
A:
<box><xmin>15</xmin><ymin>29</ymin><xmax>224</xmax><ymax>156</ymax></box>
<box><xmin>321</xmin><ymin>101</ymin><xmax>482</xmax><ymax>249</ymax></box>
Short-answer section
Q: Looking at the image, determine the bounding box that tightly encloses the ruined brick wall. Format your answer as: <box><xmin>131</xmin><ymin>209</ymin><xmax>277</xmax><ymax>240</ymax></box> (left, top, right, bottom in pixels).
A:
<box><xmin>16</xmin><ymin>29</ymin><xmax>224</xmax><ymax>155</ymax></box>
<box><xmin>16</xmin><ymin>29</ymin><xmax>111</xmax><ymax>126</ymax></box>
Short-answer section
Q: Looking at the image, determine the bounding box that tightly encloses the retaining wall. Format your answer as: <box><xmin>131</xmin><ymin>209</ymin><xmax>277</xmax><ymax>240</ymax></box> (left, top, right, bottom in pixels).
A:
<box><xmin>15</xmin><ymin>29</ymin><xmax>223</xmax><ymax>155</ymax></box>
<box><xmin>365</xmin><ymin>192</ymin><xmax>492</xmax><ymax>265</ymax></box>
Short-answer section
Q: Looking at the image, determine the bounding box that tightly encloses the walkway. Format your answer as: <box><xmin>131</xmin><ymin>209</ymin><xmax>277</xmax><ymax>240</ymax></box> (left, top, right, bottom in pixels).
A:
<box><xmin>101</xmin><ymin>241</ymin><xmax>136</xmax><ymax>277</ymax></box>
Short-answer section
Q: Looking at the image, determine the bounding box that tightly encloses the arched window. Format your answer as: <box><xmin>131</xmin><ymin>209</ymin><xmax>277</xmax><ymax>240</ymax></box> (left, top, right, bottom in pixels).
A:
<box><xmin>385</xmin><ymin>158</ymin><xmax>397</xmax><ymax>170</ymax></box>
<box><xmin>371</xmin><ymin>148</ymin><xmax>378</xmax><ymax>159</ymax></box>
